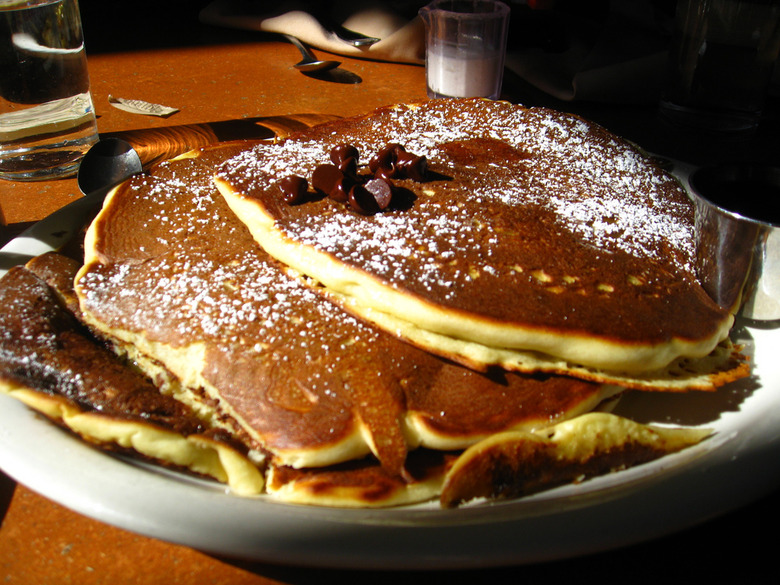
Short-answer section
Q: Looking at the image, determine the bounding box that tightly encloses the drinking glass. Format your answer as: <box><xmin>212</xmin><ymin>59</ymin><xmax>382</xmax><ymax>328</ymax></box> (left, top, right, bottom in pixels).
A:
<box><xmin>1</xmin><ymin>0</ymin><xmax>98</xmax><ymax>181</ymax></box>
<box><xmin>419</xmin><ymin>0</ymin><xmax>510</xmax><ymax>100</ymax></box>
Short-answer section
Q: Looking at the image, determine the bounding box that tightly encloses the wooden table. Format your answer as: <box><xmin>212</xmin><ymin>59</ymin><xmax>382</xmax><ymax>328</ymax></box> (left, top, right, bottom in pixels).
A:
<box><xmin>2</xmin><ymin>9</ymin><xmax>780</xmax><ymax>584</ymax></box>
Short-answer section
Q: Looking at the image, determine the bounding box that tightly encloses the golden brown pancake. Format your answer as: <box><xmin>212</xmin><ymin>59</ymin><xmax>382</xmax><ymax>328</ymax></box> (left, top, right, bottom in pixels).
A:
<box><xmin>74</xmin><ymin>144</ymin><xmax>620</xmax><ymax>506</ymax></box>
<box><xmin>214</xmin><ymin>99</ymin><xmax>741</xmax><ymax>384</ymax></box>
<box><xmin>0</xmin><ymin>254</ymin><xmax>264</xmax><ymax>495</ymax></box>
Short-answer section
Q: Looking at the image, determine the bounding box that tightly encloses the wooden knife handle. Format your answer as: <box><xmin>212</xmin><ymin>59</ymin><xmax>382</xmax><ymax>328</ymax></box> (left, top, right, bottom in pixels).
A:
<box><xmin>102</xmin><ymin>114</ymin><xmax>339</xmax><ymax>168</ymax></box>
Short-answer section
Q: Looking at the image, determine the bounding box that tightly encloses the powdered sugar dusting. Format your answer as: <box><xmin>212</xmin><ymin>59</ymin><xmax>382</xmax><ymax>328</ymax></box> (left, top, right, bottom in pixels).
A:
<box><xmin>81</xmin><ymin>162</ymin><xmax>381</xmax><ymax>370</ymax></box>
<box><xmin>219</xmin><ymin>101</ymin><xmax>696</xmax><ymax>306</ymax></box>
<box><xmin>81</xmin><ymin>249</ymin><xmax>378</xmax><ymax>364</ymax></box>
<box><xmin>288</xmin><ymin>205</ymin><xmax>479</xmax><ymax>299</ymax></box>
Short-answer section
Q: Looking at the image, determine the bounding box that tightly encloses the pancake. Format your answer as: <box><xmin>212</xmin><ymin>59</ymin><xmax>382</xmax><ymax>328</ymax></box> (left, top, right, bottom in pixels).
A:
<box><xmin>73</xmin><ymin>143</ymin><xmax>621</xmax><ymax>506</ymax></box>
<box><xmin>214</xmin><ymin>99</ymin><xmax>744</xmax><ymax>386</ymax></box>
<box><xmin>0</xmin><ymin>254</ymin><xmax>265</xmax><ymax>496</ymax></box>
<box><xmin>440</xmin><ymin>412</ymin><xmax>711</xmax><ymax>508</ymax></box>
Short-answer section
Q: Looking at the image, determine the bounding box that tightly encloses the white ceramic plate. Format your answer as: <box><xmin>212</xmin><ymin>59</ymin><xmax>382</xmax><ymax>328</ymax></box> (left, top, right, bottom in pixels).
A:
<box><xmin>2</xmin><ymin>193</ymin><xmax>780</xmax><ymax>569</ymax></box>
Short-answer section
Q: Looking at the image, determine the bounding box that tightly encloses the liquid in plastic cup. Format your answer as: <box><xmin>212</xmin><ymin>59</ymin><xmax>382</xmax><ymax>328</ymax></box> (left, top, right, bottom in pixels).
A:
<box><xmin>0</xmin><ymin>0</ymin><xmax>99</xmax><ymax>181</ymax></box>
<box><xmin>419</xmin><ymin>0</ymin><xmax>510</xmax><ymax>100</ymax></box>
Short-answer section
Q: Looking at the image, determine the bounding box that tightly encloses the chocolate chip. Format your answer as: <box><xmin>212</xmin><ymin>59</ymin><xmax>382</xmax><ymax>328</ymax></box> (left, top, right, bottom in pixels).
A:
<box><xmin>337</xmin><ymin>156</ymin><xmax>358</xmax><ymax>177</ymax></box>
<box><xmin>330</xmin><ymin>144</ymin><xmax>359</xmax><ymax>166</ymax></box>
<box><xmin>347</xmin><ymin>184</ymin><xmax>380</xmax><ymax>215</ymax></box>
<box><xmin>329</xmin><ymin>177</ymin><xmax>351</xmax><ymax>203</ymax></box>
<box><xmin>278</xmin><ymin>175</ymin><xmax>308</xmax><ymax>203</ymax></box>
<box><xmin>311</xmin><ymin>164</ymin><xmax>344</xmax><ymax>195</ymax></box>
<box><xmin>347</xmin><ymin>178</ymin><xmax>395</xmax><ymax>214</ymax></box>
<box><xmin>395</xmin><ymin>151</ymin><xmax>428</xmax><ymax>181</ymax></box>
<box><xmin>374</xmin><ymin>164</ymin><xmax>398</xmax><ymax>181</ymax></box>
<box><xmin>369</xmin><ymin>143</ymin><xmax>401</xmax><ymax>173</ymax></box>
<box><xmin>365</xmin><ymin>177</ymin><xmax>394</xmax><ymax>210</ymax></box>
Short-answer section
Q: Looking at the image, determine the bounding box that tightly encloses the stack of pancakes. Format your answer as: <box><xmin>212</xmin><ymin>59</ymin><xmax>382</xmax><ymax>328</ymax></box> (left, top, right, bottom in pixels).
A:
<box><xmin>215</xmin><ymin>99</ymin><xmax>739</xmax><ymax>388</ymax></box>
<box><xmin>1</xmin><ymin>99</ymin><xmax>748</xmax><ymax>508</ymax></box>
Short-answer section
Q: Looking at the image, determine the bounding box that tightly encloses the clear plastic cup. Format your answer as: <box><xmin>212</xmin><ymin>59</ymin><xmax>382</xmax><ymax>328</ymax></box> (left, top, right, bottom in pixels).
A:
<box><xmin>419</xmin><ymin>0</ymin><xmax>510</xmax><ymax>100</ymax></box>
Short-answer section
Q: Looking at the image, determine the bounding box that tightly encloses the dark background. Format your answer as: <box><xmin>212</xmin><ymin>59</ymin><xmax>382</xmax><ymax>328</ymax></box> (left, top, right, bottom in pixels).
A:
<box><xmin>76</xmin><ymin>0</ymin><xmax>780</xmax><ymax>170</ymax></box>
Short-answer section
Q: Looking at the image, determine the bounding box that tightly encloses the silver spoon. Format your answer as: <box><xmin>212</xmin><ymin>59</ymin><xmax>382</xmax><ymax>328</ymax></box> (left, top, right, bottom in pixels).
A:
<box><xmin>283</xmin><ymin>34</ymin><xmax>341</xmax><ymax>72</ymax></box>
<box><xmin>331</xmin><ymin>27</ymin><xmax>379</xmax><ymax>47</ymax></box>
<box><xmin>76</xmin><ymin>137</ymin><xmax>143</xmax><ymax>197</ymax></box>
<box><xmin>309</xmin><ymin>13</ymin><xmax>380</xmax><ymax>47</ymax></box>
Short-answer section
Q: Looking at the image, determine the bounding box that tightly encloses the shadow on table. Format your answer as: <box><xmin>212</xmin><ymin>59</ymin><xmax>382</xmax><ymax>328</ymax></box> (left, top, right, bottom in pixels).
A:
<box><xmin>210</xmin><ymin>483</ymin><xmax>780</xmax><ymax>582</ymax></box>
<box><xmin>0</xmin><ymin>223</ymin><xmax>35</xmax><ymax>252</ymax></box>
<box><xmin>303</xmin><ymin>68</ymin><xmax>362</xmax><ymax>85</ymax></box>
<box><xmin>80</xmin><ymin>0</ymin><xmax>257</xmax><ymax>54</ymax></box>
<box><xmin>0</xmin><ymin>471</ymin><xmax>16</xmax><ymax>528</ymax></box>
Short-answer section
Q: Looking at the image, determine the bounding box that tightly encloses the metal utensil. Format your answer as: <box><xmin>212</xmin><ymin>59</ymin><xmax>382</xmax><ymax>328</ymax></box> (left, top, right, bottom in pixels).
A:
<box><xmin>689</xmin><ymin>163</ymin><xmax>780</xmax><ymax>321</ymax></box>
<box><xmin>283</xmin><ymin>34</ymin><xmax>341</xmax><ymax>72</ymax></box>
<box><xmin>76</xmin><ymin>137</ymin><xmax>143</xmax><ymax>196</ymax></box>
<box><xmin>311</xmin><ymin>11</ymin><xmax>380</xmax><ymax>47</ymax></box>
<box><xmin>331</xmin><ymin>26</ymin><xmax>380</xmax><ymax>47</ymax></box>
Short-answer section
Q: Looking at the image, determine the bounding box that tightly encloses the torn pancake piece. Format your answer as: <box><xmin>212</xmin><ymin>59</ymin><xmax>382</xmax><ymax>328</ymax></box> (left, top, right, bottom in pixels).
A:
<box><xmin>214</xmin><ymin>99</ymin><xmax>738</xmax><ymax>380</ymax></box>
<box><xmin>0</xmin><ymin>255</ymin><xmax>265</xmax><ymax>496</ymax></box>
<box><xmin>440</xmin><ymin>412</ymin><xmax>711</xmax><ymax>508</ymax></box>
